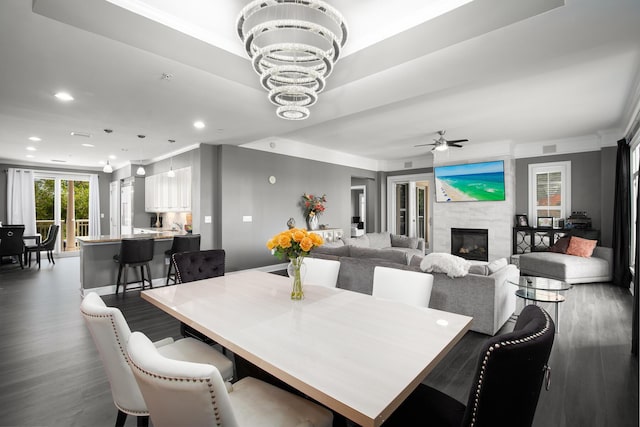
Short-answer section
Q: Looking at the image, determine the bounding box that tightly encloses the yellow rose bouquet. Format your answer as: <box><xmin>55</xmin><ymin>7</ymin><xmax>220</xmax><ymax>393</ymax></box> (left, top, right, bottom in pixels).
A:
<box><xmin>266</xmin><ymin>228</ymin><xmax>324</xmax><ymax>300</ymax></box>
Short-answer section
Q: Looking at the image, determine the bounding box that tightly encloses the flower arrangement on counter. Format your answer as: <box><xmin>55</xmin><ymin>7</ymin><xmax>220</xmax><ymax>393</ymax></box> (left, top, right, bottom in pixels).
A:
<box><xmin>266</xmin><ymin>228</ymin><xmax>324</xmax><ymax>260</ymax></box>
<box><xmin>302</xmin><ymin>193</ymin><xmax>327</xmax><ymax>218</ymax></box>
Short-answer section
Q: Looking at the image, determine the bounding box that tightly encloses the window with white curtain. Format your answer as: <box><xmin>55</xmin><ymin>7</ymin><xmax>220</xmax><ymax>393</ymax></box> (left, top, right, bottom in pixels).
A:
<box><xmin>528</xmin><ymin>161</ymin><xmax>571</xmax><ymax>224</ymax></box>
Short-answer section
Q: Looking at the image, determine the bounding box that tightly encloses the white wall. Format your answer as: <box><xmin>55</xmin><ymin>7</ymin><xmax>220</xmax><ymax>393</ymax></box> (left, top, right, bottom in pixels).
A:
<box><xmin>432</xmin><ymin>157</ymin><xmax>515</xmax><ymax>261</ymax></box>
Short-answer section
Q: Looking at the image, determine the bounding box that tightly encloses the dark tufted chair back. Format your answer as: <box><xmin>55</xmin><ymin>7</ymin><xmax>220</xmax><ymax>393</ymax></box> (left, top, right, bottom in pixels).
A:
<box><xmin>171</xmin><ymin>249</ymin><xmax>225</xmax><ymax>284</ymax></box>
<box><xmin>460</xmin><ymin>304</ymin><xmax>555</xmax><ymax>426</ymax></box>
<box><xmin>383</xmin><ymin>304</ymin><xmax>555</xmax><ymax>427</ymax></box>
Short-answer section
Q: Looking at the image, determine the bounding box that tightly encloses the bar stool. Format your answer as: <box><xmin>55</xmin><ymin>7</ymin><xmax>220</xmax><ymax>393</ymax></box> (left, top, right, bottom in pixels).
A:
<box><xmin>165</xmin><ymin>234</ymin><xmax>201</xmax><ymax>284</ymax></box>
<box><xmin>113</xmin><ymin>238</ymin><xmax>154</xmax><ymax>295</ymax></box>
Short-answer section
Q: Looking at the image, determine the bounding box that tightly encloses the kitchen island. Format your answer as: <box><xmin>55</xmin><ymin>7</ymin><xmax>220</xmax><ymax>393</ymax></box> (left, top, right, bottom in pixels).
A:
<box><xmin>77</xmin><ymin>231</ymin><xmax>185</xmax><ymax>295</ymax></box>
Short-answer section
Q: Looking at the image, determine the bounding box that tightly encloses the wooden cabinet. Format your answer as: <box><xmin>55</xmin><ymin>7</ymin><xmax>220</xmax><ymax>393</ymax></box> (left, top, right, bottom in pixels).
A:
<box><xmin>512</xmin><ymin>227</ymin><xmax>599</xmax><ymax>254</ymax></box>
<box><xmin>145</xmin><ymin>167</ymin><xmax>191</xmax><ymax>212</ymax></box>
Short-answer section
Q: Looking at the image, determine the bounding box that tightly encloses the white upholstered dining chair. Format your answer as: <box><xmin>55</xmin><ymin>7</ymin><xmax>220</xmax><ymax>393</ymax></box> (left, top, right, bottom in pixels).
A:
<box><xmin>80</xmin><ymin>292</ymin><xmax>234</xmax><ymax>427</ymax></box>
<box><xmin>127</xmin><ymin>331</ymin><xmax>334</xmax><ymax>427</ymax></box>
<box><xmin>289</xmin><ymin>257</ymin><xmax>341</xmax><ymax>288</ymax></box>
<box><xmin>372</xmin><ymin>266</ymin><xmax>434</xmax><ymax>307</ymax></box>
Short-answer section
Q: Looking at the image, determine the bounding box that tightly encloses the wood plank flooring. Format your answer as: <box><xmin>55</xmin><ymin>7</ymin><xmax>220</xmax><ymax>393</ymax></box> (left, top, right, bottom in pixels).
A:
<box><xmin>0</xmin><ymin>257</ymin><xmax>637</xmax><ymax>426</ymax></box>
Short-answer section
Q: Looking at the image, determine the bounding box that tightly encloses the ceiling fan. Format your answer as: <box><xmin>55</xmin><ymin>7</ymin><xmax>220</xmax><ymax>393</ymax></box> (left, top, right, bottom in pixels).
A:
<box><xmin>415</xmin><ymin>130</ymin><xmax>469</xmax><ymax>152</ymax></box>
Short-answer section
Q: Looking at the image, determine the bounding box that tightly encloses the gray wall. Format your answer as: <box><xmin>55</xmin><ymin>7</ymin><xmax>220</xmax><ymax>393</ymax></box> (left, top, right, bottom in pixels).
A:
<box><xmin>217</xmin><ymin>145</ymin><xmax>377</xmax><ymax>271</ymax></box>
<box><xmin>515</xmin><ymin>150</ymin><xmax>616</xmax><ymax>247</ymax></box>
<box><xmin>0</xmin><ymin>163</ymin><xmax>110</xmax><ymax>232</ymax></box>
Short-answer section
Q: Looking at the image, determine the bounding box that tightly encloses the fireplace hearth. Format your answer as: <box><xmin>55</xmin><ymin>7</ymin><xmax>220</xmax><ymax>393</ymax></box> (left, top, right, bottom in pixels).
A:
<box><xmin>451</xmin><ymin>228</ymin><xmax>488</xmax><ymax>261</ymax></box>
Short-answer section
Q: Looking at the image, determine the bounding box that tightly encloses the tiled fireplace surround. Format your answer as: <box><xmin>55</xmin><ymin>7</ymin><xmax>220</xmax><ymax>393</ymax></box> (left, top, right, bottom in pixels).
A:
<box><xmin>432</xmin><ymin>158</ymin><xmax>515</xmax><ymax>261</ymax></box>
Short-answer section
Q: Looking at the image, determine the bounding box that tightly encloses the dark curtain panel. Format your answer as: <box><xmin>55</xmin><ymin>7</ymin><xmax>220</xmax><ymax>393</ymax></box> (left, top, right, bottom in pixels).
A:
<box><xmin>633</xmin><ymin>169</ymin><xmax>639</xmax><ymax>356</ymax></box>
<box><xmin>612</xmin><ymin>138</ymin><xmax>632</xmax><ymax>287</ymax></box>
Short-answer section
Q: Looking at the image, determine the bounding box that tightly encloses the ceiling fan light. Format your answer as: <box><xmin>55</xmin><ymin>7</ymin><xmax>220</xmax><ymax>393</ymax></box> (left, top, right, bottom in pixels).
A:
<box><xmin>434</xmin><ymin>143</ymin><xmax>448</xmax><ymax>152</ymax></box>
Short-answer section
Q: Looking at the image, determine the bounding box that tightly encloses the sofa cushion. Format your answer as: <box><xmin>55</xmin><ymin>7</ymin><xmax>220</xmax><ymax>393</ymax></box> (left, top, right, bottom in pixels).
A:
<box><xmin>350</xmin><ymin>246</ymin><xmax>408</xmax><ymax>265</ymax></box>
<box><xmin>548</xmin><ymin>236</ymin><xmax>570</xmax><ymax>253</ymax></box>
<box><xmin>391</xmin><ymin>234</ymin><xmax>419</xmax><ymax>249</ymax></box>
<box><xmin>343</xmin><ymin>235</ymin><xmax>370</xmax><ymax>248</ymax></box>
<box><xmin>366</xmin><ymin>232</ymin><xmax>392</xmax><ymax>249</ymax></box>
<box><xmin>313</xmin><ymin>245</ymin><xmax>350</xmax><ymax>257</ymax></box>
<box><xmin>566</xmin><ymin>236</ymin><xmax>597</xmax><ymax>257</ymax></box>
<box><xmin>336</xmin><ymin>257</ymin><xmax>419</xmax><ymax>295</ymax></box>
<box><xmin>468</xmin><ymin>263</ymin><xmax>490</xmax><ymax>276</ymax></box>
<box><xmin>519</xmin><ymin>251</ymin><xmax>609</xmax><ymax>281</ymax></box>
<box><xmin>419</xmin><ymin>253</ymin><xmax>470</xmax><ymax>278</ymax></box>
<box><xmin>487</xmin><ymin>258</ymin><xmax>508</xmax><ymax>274</ymax></box>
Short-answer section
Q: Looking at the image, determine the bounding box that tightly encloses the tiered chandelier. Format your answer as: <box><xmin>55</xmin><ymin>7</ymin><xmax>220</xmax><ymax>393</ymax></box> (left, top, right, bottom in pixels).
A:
<box><xmin>237</xmin><ymin>0</ymin><xmax>348</xmax><ymax>120</ymax></box>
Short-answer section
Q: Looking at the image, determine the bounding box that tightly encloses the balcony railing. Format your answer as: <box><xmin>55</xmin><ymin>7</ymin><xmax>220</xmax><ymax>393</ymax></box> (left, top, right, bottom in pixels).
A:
<box><xmin>35</xmin><ymin>219</ymin><xmax>89</xmax><ymax>251</ymax></box>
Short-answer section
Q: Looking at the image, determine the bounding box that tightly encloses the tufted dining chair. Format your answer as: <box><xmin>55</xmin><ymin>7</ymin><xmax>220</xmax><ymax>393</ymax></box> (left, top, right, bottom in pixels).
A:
<box><xmin>289</xmin><ymin>257</ymin><xmax>341</xmax><ymax>288</ymax></box>
<box><xmin>127</xmin><ymin>331</ymin><xmax>333</xmax><ymax>427</ymax></box>
<box><xmin>383</xmin><ymin>304</ymin><xmax>556</xmax><ymax>427</ymax></box>
<box><xmin>164</xmin><ymin>234</ymin><xmax>201</xmax><ymax>284</ymax></box>
<box><xmin>25</xmin><ymin>224</ymin><xmax>59</xmax><ymax>268</ymax></box>
<box><xmin>171</xmin><ymin>249</ymin><xmax>225</xmax><ymax>344</ymax></box>
<box><xmin>372</xmin><ymin>266</ymin><xmax>434</xmax><ymax>307</ymax></box>
<box><xmin>80</xmin><ymin>292</ymin><xmax>234</xmax><ymax>427</ymax></box>
<box><xmin>0</xmin><ymin>224</ymin><xmax>26</xmax><ymax>268</ymax></box>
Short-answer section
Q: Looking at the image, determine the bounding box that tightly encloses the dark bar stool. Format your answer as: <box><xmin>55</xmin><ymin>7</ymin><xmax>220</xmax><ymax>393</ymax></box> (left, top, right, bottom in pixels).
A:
<box><xmin>165</xmin><ymin>234</ymin><xmax>201</xmax><ymax>284</ymax></box>
<box><xmin>113</xmin><ymin>238</ymin><xmax>154</xmax><ymax>295</ymax></box>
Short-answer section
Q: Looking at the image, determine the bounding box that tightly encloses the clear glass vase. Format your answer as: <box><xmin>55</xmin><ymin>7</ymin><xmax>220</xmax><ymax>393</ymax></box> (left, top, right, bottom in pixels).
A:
<box><xmin>287</xmin><ymin>257</ymin><xmax>306</xmax><ymax>300</ymax></box>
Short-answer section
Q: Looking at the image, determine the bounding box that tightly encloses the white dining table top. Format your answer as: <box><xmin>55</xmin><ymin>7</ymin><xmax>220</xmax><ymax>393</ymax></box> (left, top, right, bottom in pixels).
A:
<box><xmin>141</xmin><ymin>270</ymin><xmax>472</xmax><ymax>427</ymax></box>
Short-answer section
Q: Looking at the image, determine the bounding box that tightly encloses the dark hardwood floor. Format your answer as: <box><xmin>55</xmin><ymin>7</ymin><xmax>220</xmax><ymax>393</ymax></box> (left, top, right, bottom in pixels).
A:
<box><xmin>0</xmin><ymin>257</ymin><xmax>637</xmax><ymax>426</ymax></box>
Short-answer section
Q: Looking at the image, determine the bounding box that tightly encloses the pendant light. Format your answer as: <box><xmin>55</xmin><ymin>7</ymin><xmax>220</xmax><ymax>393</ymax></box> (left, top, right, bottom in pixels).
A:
<box><xmin>103</xmin><ymin>161</ymin><xmax>113</xmax><ymax>173</ymax></box>
<box><xmin>167</xmin><ymin>156</ymin><xmax>175</xmax><ymax>178</ymax></box>
<box><xmin>136</xmin><ymin>134</ymin><xmax>146</xmax><ymax>176</ymax></box>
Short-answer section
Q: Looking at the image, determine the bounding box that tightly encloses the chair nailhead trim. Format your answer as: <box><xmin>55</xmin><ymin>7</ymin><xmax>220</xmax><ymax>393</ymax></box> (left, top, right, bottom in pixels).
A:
<box><xmin>468</xmin><ymin>310</ymin><xmax>552</xmax><ymax>427</ymax></box>
<box><xmin>80</xmin><ymin>309</ymin><xmax>149</xmax><ymax>416</ymax></box>
<box><xmin>128</xmin><ymin>359</ymin><xmax>223</xmax><ymax>426</ymax></box>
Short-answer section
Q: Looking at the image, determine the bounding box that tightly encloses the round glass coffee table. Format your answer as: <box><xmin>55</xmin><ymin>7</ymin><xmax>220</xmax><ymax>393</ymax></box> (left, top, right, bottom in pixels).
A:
<box><xmin>509</xmin><ymin>276</ymin><xmax>572</xmax><ymax>332</ymax></box>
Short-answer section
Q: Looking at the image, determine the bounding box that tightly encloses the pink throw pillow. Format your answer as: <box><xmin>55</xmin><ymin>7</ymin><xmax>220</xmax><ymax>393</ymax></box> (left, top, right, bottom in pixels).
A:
<box><xmin>565</xmin><ymin>236</ymin><xmax>597</xmax><ymax>257</ymax></box>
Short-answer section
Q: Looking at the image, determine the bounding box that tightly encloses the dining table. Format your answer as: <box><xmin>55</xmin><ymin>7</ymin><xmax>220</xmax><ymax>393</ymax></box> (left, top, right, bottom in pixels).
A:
<box><xmin>141</xmin><ymin>270</ymin><xmax>472</xmax><ymax>427</ymax></box>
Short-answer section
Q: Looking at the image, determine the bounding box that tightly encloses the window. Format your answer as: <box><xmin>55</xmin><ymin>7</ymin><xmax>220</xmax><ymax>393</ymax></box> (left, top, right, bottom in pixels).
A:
<box><xmin>528</xmin><ymin>161</ymin><xmax>571</xmax><ymax>224</ymax></box>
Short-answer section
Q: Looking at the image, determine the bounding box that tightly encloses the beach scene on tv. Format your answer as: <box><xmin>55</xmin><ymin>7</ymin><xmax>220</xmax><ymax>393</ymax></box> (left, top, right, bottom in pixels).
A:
<box><xmin>435</xmin><ymin>161</ymin><xmax>506</xmax><ymax>202</ymax></box>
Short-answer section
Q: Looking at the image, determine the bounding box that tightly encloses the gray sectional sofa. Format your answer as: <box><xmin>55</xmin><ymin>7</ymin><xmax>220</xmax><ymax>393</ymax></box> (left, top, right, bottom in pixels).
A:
<box><xmin>326</xmin><ymin>231</ymin><xmax>426</xmax><ymax>258</ymax></box>
<box><xmin>518</xmin><ymin>246</ymin><xmax>613</xmax><ymax>284</ymax></box>
<box><xmin>311</xmin><ymin>245</ymin><xmax>519</xmax><ymax>335</ymax></box>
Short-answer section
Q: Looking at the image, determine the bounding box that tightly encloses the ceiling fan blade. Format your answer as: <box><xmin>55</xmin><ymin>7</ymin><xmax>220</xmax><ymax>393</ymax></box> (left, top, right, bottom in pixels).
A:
<box><xmin>414</xmin><ymin>143</ymin><xmax>436</xmax><ymax>147</ymax></box>
<box><xmin>446</xmin><ymin>139</ymin><xmax>468</xmax><ymax>143</ymax></box>
<box><xmin>449</xmin><ymin>143</ymin><xmax>464</xmax><ymax>148</ymax></box>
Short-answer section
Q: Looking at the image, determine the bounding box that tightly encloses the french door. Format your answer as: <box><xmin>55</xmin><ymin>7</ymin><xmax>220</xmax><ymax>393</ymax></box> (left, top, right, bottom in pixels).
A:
<box><xmin>33</xmin><ymin>173</ymin><xmax>90</xmax><ymax>256</ymax></box>
<box><xmin>387</xmin><ymin>174</ymin><xmax>433</xmax><ymax>246</ymax></box>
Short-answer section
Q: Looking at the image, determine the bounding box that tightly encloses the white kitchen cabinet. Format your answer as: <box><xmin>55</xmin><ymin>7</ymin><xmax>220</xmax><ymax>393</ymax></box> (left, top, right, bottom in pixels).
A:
<box><xmin>145</xmin><ymin>167</ymin><xmax>191</xmax><ymax>212</ymax></box>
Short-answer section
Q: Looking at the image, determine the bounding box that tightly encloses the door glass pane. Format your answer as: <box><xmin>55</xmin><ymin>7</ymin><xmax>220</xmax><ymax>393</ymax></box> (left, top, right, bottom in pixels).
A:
<box><xmin>416</xmin><ymin>186</ymin><xmax>426</xmax><ymax>239</ymax></box>
<box><xmin>34</xmin><ymin>178</ymin><xmax>55</xmax><ymax>237</ymax></box>
<box><xmin>396</xmin><ymin>183</ymin><xmax>408</xmax><ymax>236</ymax></box>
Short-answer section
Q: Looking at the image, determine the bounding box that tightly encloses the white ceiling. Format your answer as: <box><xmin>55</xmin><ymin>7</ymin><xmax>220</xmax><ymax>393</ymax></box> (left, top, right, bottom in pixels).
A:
<box><xmin>0</xmin><ymin>0</ymin><xmax>639</xmax><ymax>172</ymax></box>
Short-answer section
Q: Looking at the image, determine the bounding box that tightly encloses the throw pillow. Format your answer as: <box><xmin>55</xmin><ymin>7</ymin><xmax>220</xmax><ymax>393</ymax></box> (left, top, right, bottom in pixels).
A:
<box><xmin>468</xmin><ymin>263</ymin><xmax>489</xmax><ymax>276</ymax></box>
<box><xmin>390</xmin><ymin>234</ymin><xmax>420</xmax><ymax>250</ymax></box>
<box><xmin>367</xmin><ymin>232</ymin><xmax>391</xmax><ymax>249</ymax></box>
<box><xmin>419</xmin><ymin>253</ymin><xmax>470</xmax><ymax>278</ymax></box>
<box><xmin>548</xmin><ymin>236</ymin><xmax>571</xmax><ymax>253</ymax></box>
<box><xmin>566</xmin><ymin>236</ymin><xmax>597</xmax><ymax>257</ymax></box>
<box><xmin>487</xmin><ymin>258</ymin><xmax>508</xmax><ymax>274</ymax></box>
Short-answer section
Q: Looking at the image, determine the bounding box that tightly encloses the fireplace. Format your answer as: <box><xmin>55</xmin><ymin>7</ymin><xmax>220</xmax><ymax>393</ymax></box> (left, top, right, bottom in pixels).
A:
<box><xmin>451</xmin><ymin>228</ymin><xmax>488</xmax><ymax>261</ymax></box>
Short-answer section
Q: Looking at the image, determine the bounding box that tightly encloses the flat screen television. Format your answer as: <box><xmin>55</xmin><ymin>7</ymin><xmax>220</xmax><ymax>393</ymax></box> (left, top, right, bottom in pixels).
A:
<box><xmin>434</xmin><ymin>160</ymin><xmax>505</xmax><ymax>202</ymax></box>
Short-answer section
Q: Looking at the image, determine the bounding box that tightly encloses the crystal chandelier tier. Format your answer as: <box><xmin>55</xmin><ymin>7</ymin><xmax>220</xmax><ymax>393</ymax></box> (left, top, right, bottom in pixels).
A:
<box><xmin>237</xmin><ymin>0</ymin><xmax>347</xmax><ymax>120</ymax></box>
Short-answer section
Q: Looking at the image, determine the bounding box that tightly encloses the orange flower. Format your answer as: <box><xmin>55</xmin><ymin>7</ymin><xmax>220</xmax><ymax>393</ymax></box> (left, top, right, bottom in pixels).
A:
<box><xmin>277</xmin><ymin>234</ymin><xmax>292</xmax><ymax>248</ymax></box>
<box><xmin>266</xmin><ymin>239</ymin><xmax>276</xmax><ymax>250</ymax></box>
<box><xmin>299</xmin><ymin>236</ymin><xmax>313</xmax><ymax>252</ymax></box>
<box><xmin>310</xmin><ymin>232</ymin><xmax>324</xmax><ymax>246</ymax></box>
<box><xmin>292</xmin><ymin>229</ymin><xmax>306</xmax><ymax>242</ymax></box>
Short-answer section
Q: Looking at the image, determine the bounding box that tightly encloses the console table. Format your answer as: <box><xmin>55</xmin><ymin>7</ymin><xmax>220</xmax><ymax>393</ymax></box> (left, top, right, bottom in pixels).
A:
<box><xmin>512</xmin><ymin>227</ymin><xmax>599</xmax><ymax>254</ymax></box>
<box><xmin>312</xmin><ymin>228</ymin><xmax>344</xmax><ymax>243</ymax></box>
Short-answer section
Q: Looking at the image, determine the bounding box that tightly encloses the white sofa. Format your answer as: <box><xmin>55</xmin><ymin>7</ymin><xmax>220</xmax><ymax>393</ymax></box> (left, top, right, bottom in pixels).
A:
<box><xmin>518</xmin><ymin>246</ymin><xmax>613</xmax><ymax>284</ymax></box>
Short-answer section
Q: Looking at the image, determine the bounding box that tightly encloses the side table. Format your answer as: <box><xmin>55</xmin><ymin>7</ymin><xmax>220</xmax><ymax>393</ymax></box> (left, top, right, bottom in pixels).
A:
<box><xmin>509</xmin><ymin>276</ymin><xmax>572</xmax><ymax>333</ymax></box>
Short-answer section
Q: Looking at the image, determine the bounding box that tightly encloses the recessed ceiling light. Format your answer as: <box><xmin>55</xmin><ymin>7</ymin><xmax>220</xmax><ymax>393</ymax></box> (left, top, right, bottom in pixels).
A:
<box><xmin>109</xmin><ymin>154</ymin><xmax>117</xmax><ymax>159</ymax></box>
<box><xmin>26</xmin><ymin>154</ymin><xmax>34</xmax><ymax>158</ymax></box>
<box><xmin>54</xmin><ymin>92</ymin><xmax>74</xmax><ymax>101</ymax></box>
<box><xmin>70</xmin><ymin>131</ymin><xmax>91</xmax><ymax>138</ymax></box>
<box><xmin>26</xmin><ymin>146</ymin><xmax>37</xmax><ymax>151</ymax></box>
<box><xmin>28</xmin><ymin>136</ymin><xmax>42</xmax><ymax>142</ymax></box>
<box><xmin>193</xmin><ymin>121</ymin><xmax>205</xmax><ymax>129</ymax></box>
<box><xmin>82</xmin><ymin>143</ymin><xmax>95</xmax><ymax>147</ymax></box>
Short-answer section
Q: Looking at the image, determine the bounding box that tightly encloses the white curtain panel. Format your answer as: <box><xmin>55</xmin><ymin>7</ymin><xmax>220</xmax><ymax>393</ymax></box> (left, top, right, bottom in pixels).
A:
<box><xmin>6</xmin><ymin>168</ymin><xmax>36</xmax><ymax>235</ymax></box>
<box><xmin>88</xmin><ymin>174</ymin><xmax>101</xmax><ymax>236</ymax></box>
